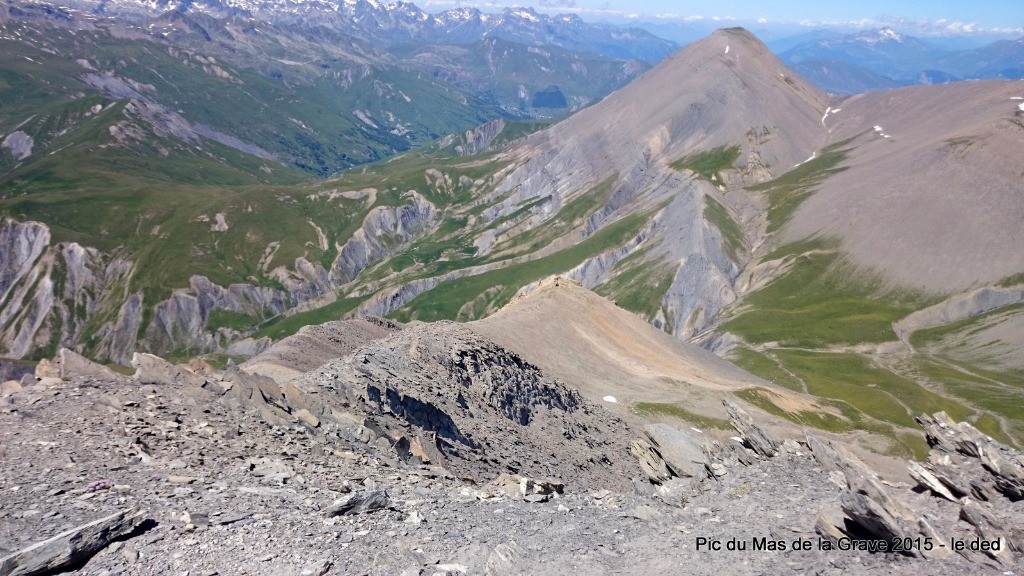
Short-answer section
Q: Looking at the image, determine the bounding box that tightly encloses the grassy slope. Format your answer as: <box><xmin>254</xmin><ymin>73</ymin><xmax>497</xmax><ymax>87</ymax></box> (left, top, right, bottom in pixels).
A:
<box><xmin>0</xmin><ymin>25</ymin><xmax>502</xmax><ymax>178</ymax></box>
<box><xmin>717</xmin><ymin>140</ymin><xmax>1021</xmax><ymax>451</ymax></box>
<box><xmin>721</xmin><ymin>249</ymin><xmax>922</xmax><ymax>348</ymax></box>
<box><xmin>593</xmin><ymin>247</ymin><xmax>675</xmax><ymax>321</ymax></box>
<box><xmin>634</xmin><ymin>402</ymin><xmax>732</xmax><ymax>431</ymax></box>
<box><xmin>703</xmin><ymin>195</ymin><xmax>746</xmax><ymax>259</ymax></box>
<box><xmin>0</xmin><ymin>17</ymin><xmax>533</xmax><ymax>342</ymax></box>
<box><xmin>669</xmin><ymin>145</ymin><xmax>740</xmax><ymax>182</ymax></box>
<box><xmin>393</xmin><ymin>211</ymin><xmax>650</xmax><ymax>322</ymax></box>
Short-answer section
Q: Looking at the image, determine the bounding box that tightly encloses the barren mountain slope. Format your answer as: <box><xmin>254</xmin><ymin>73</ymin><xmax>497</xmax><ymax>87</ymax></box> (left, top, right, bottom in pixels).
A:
<box><xmin>788</xmin><ymin>80</ymin><xmax>1024</xmax><ymax>292</ymax></box>
<box><xmin>472</xmin><ymin>279</ymin><xmax>762</xmax><ymax>405</ymax></box>
<box><xmin>240</xmin><ymin>317</ymin><xmax>400</xmax><ymax>382</ymax></box>
<box><xmin>710</xmin><ymin>80</ymin><xmax>1024</xmax><ymax>448</ymax></box>
<box><xmin>512</xmin><ymin>26</ymin><xmax>829</xmax><ymax>186</ymax></box>
<box><xmin>467</xmin><ymin>278</ymin><xmax>899</xmax><ymax>458</ymax></box>
<box><xmin>391</xmin><ymin>28</ymin><xmax>833</xmax><ymax>343</ymax></box>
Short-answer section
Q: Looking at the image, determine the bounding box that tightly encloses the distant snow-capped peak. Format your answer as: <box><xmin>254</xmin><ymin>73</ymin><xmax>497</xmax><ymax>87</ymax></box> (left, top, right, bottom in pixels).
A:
<box><xmin>859</xmin><ymin>27</ymin><xmax>904</xmax><ymax>44</ymax></box>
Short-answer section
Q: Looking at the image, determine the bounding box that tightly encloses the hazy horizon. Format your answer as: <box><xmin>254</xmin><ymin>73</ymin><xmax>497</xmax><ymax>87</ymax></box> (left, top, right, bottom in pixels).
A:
<box><xmin>420</xmin><ymin>0</ymin><xmax>1024</xmax><ymax>38</ymax></box>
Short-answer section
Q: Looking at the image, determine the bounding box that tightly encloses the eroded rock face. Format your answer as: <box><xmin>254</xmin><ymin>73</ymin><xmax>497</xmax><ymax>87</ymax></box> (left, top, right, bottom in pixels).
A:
<box><xmin>809</xmin><ymin>413</ymin><xmax>1024</xmax><ymax>566</ymax></box>
<box><xmin>0</xmin><ymin>219</ymin><xmax>133</xmax><ymax>360</ymax></box>
<box><xmin>330</xmin><ymin>193</ymin><xmax>437</xmax><ymax>284</ymax></box>
<box><xmin>436</xmin><ymin>118</ymin><xmax>507</xmax><ymax>157</ymax></box>
<box><xmin>296</xmin><ymin>321</ymin><xmax>636</xmax><ymax>491</ymax></box>
<box><xmin>0</xmin><ymin>196</ymin><xmax>434</xmax><ymax>361</ymax></box>
<box><xmin>1</xmin><ymin>130</ymin><xmax>33</xmax><ymax>160</ymax></box>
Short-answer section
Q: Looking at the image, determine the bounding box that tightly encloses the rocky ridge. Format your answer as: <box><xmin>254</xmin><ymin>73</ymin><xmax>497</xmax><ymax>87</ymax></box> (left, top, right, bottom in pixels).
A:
<box><xmin>293</xmin><ymin>322</ymin><xmax>637</xmax><ymax>491</ymax></box>
<box><xmin>1</xmin><ymin>318</ymin><xmax>1022</xmax><ymax>575</ymax></box>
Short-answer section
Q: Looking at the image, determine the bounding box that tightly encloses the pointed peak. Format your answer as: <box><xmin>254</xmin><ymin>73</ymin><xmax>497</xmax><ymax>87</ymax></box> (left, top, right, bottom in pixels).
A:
<box><xmin>703</xmin><ymin>27</ymin><xmax>770</xmax><ymax>50</ymax></box>
<box><xmin>678</xmin><ymin>26</ymin><xmax>776</xmax><ymax>61</ymax></box>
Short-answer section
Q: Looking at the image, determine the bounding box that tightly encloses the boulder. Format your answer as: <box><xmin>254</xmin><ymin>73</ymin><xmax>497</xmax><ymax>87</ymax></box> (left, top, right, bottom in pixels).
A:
<box><xmin>917</xmin><ymin>518</ymin><xmax>952</xmax><ymax>560</ymax></box>
<box><xmin>294</xmin><ymin>408</ymin><xmax>320</xmax><ymax>428</ymax></box>
<box><xmin>0</xmin><ymin>509</ymin><xmax>146</xmax><ymax>576</ymax></box>
<box><xmin>33</xmin><ymin>358</ymin><xmax>59</xmax><ymax>379</ymax></box>
<box><xmin>519</xmin><ymin>477</ymin><xmax>563</xmax><ymax>499</ymax></box>
<box><xmin>960</xmin><ymin>499</ymin><xmax>1011</xmax><ymax>561</ymax></box>
<box><xmin>0</xmin><ymin>380</ymin><xmax>21</xmax><ymax>397</ymax></box>
<box><xmin>655</xmin><ymin>477</ymin><xmax>691</xmax><ymax>508</ymax></box>
<box><xmin>839</xmin><ymin>491</ymin><xmax>918</xmax><ymax>556</ymax></box>
<box><xmin>58</xmin><ymin>348</ymin><xmax>118</xmax><ymax>380</ymax></box>
<box><xmin>324</xmin><ymin>490</ymin><xmax>390</xmax><ymax>516</ymax></box>
<box><xmin>131</xmin><ymin>353</ymin><xmax>207</xmax><ymax>388</ymax></box>
<box><xmin>814</xmin><ymin>506</ymin><xmax>847</xmax><ymax>544</ymax></box>
<box><xmin>643</xmin><ymin>423</ymin><xmax>709</xmax><ymax>479</ymax></box>
<box><xmin>723</xmin><ymin>399</ymin><xmax>778</xmax><ymax>457</ymax></box>
<box><xmin>485</xmin><ymin>541</ymin><xmax>524</xmax><ymax>576</ymax></box>
<box><xmin>917</xmin><ymin>412</ymin><xmax>990</xmax><ymax>458</ymax></box>
<box><xmin>630</xmin><ymin>439</ymin><xmax>672</xmax><ymax>484</ymax></box>
<box><xmin>908</xmin><ymin>461</ymin><xmax>957</xmax><ymax>501</ymax></box>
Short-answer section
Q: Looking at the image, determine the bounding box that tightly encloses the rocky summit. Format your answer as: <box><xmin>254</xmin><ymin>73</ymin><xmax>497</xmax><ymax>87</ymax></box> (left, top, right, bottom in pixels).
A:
<box><xmin>1</xmin><ymin>315</ymin><xmax>1022</xmax><ymax>574</ymax></box>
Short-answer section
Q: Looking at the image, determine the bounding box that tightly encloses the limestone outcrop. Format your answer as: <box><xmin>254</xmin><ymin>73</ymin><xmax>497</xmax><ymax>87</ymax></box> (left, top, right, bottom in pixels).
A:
<box><xmin>0</xmin><ymin>191</ymin><xmax>436</xmax><ymax>362</ymax></box>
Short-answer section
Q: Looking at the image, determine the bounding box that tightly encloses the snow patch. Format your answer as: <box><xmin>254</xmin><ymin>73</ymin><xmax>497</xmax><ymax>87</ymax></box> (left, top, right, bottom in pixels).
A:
<box><xmin>794</xmin><ymin>152</ymin><xmax>816</xmax><ymax>167</ymax></box>
<box><xmin>1011</xmin><ymin>96</ymin><xmax>1024</xmax><ymax>100</ymax></box>
<box><xmin>602</xmin><ymin>395</ymin><xmax>617</xmax><ymax>403</ymax></box>
<box><xmin>879</xmin><ymin>28</ymin><xmax>902</xmax><ymax>41</ymax></box>
<box><xmin>509</xmin><ymin>8</ymin><xmax>539</xmax><ymax>22</ymax></box>
<box><xmin>873</xmin><ymin>125</ymin><xmax>892</xmax><ymax>139</ymax></box>
<box><xmin>690</xmin><ymin>427</ymin><xmax>703</xmax><ymax>434</ymax></box>
<box><xmin>1019</xmin><ymin>103</ymin><xmax>1024</xmax><ymax>112</ymax></box>
<box><xmin>724</xmin><ymin>45</ymin><xmax>730</xmax><ymax>54</ymax></box>
<box><xmin>820</xmin><ymin>107</ymin><xmax>842</xmax><ymax>126</ymax></box>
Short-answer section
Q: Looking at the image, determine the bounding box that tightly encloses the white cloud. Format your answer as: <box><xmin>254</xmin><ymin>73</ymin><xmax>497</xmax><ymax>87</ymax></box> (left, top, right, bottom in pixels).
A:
<box><xmin>538</xmin><ymin>0</ymin><xmax>576</xmax><ymax>8</ymax></box>
<box><xmin>756</xmin><ymin>17</ymin><xmax>767</xmax><ymax>24</ymax></box>
<box><xmin>794</xmin><ymin>14</ymin><xmax>1020</xmax><ymax>36</ymax></box>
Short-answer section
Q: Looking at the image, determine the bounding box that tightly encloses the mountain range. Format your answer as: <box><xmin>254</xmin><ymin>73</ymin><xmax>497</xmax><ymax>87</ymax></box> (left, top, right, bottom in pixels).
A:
<box><xmin>3</xmin><ymin>17</ymin><xmax>1022</xmax><ymax>455</ymax></box>
<box><xmin>780</xmin><ymin>27</ymin><xmax>1024</xmax><ymax>93</ymax></box>
<box><xmin>28</xmin><ymin>0</ymin><xmax>677</xmax><ymax>62</ymax></box>
<box><xmin>2</xmin><ymin>2</ymin><xmax>1024</xmax><ymax>569</ymax></box>
<box><xmin>0</xmin><ymin>0</ymin><xmax>669</xmax><ymax>185</ymax></box>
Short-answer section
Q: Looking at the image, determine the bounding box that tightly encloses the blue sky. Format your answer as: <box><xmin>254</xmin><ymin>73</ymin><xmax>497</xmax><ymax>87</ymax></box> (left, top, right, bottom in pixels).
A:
<box><xmin>421</xmin><ymin>0</ymin><xmax>1024</xmax><ymax>35</ymax></box>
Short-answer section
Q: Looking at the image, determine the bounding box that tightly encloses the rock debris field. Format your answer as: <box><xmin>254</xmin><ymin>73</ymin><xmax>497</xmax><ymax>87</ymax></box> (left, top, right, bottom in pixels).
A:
<box><xmin>1</xmin><ymin>322</ymin><xmax>1022</xmax><ymax>575</ymax></box>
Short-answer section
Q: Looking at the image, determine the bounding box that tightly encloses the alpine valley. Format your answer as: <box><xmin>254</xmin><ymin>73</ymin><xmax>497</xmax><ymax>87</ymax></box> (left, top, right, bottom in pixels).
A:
<box><xmin>1</xmin><ymin>1</ymin><xmax>1023</xmax><ymax>574</ymax></box>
